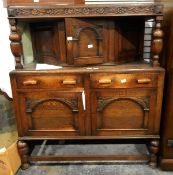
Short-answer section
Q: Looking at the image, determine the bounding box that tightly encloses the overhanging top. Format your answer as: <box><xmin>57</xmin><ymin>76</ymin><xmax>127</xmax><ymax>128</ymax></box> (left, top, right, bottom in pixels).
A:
<box><xmin>7</xmin><ymin>4</ymin><xmax>163</xmax><ymax>18</ymax></box>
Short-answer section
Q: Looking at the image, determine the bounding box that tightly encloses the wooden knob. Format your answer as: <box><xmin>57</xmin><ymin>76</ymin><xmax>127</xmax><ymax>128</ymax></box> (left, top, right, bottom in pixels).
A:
<box><xmin>98</xmin><ymin>79</ymin><xmax>112</xmax><ymax>84</ymax></box>
<box><xmin>62</xmin><ymin>80</ymin><xmax>77</xmax><ymax>85</ymax></box>
<box><xmin>137</xmin><ymin>78</ymin><xmax>151</xmax><ymax>84</ymax></box>
<box><xmin>23</xmin><ymin>80</ymin><xmax>38</xmax><ymax>86</ymax></box>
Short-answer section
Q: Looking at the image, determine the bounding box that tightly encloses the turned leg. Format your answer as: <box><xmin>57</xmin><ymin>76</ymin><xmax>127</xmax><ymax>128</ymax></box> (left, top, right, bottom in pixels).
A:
<box><xmin>148</xmin><ymin>139</ymin><xmax>160</xmax><ymax>168</ymax></box>
<box><xmin>9</xmin><ymin>19</ymin><xmax>23</xmax><ymax>69</ymax></box>
<box><xmin>17</xmin><ymin>141</ymin><xmax>30</xmax><ymax>170</ymax></box>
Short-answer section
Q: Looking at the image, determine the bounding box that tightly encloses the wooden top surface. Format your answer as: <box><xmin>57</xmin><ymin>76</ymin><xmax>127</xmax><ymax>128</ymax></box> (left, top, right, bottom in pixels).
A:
<box><xmin>10</xmin><ymin>62</ymin><xmax>165</xmax><ymax>75</ymax></box>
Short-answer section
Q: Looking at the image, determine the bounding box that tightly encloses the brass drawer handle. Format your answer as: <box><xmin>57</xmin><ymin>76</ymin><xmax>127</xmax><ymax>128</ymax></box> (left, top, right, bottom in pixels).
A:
<box><xmin>98</xmin><ymin>79</ymin><xmax>112</xmax><ymax>84</ymax></box>
<box><xmin>62</xmin><ymin>80</ymin><xmax>77</xmax><ymax>85</ymax></box>
<box><xmin>23</xmin><ymin>80</ymin><xmax>38</xmax><ymax>86</ymax></box>
<box><xmin>137</xmin><ymin>78</ymin><xmax>151</xmax><ymax>84</ymax></box>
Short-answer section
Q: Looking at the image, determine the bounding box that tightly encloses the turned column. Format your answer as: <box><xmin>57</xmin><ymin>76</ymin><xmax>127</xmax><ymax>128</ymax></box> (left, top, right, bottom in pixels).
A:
<box><xmin>149</xmin><ymin>139</ymin><xmax>160</xmax><ymax>168</ymax></box>
<box><xmin>17</xmin><ymin>141</ymin><xmax>30</xmax><ymax>169</ymax></box>
<box><xmin>151</xmin><ymin>16</ymin><xmax>164</xmax><ymax>67</ymax></box>
<box><xmin>9</xmin><ymin>19</ymin><xmax>23</xmax><ymax>69</ymax></box>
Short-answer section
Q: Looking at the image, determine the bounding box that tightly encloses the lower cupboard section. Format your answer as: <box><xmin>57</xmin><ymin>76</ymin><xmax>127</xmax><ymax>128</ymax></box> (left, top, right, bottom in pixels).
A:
<box><xmin>10</xmin><ymin>70</ymin><xmax>164</xmax><ymax>169</ymax></box>
<box><xmin>16</xmin><ymin>88</ymin><xmax>160</xmax><ymax>138</ymax></box>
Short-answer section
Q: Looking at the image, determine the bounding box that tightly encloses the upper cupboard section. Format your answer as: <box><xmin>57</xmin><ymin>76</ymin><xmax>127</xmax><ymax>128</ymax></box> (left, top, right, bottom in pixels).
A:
<box><xmin>21</xmin><ymin>17</ymin><xmax>145</xmax><ymax>66</ymax></box>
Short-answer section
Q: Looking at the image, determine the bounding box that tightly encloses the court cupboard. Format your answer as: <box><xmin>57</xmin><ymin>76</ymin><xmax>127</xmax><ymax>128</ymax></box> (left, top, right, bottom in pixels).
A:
<box><xmin>3</xmin><ymin>0</ymin><xmax>166</xmax><ymax>169</ymax></box>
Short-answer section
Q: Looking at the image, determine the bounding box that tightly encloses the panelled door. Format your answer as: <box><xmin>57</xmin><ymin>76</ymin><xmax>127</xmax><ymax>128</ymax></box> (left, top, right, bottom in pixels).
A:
<box><xmin>91</xmin><ymin>88</ymin><xmax>157</xmax><ymax>136</ymax></box>
<box><xmin>17</xmin><ymin>90</ymin><xmax>85</xmax><ymax>137</ymax></box>
<box><xmin>65</xmin><ymin>18</ymin><xmax>114</xmax><ymax>65</ymax></box>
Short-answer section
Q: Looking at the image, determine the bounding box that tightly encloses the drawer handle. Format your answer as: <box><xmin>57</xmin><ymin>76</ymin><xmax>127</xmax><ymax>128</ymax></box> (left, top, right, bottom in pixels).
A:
<box><xmin>62</xmin><ymin>80</ymin><xmax>77</xmax><ymax>85</ymax></box>
<box><xmin>137</xmin><ymin>78</ymin><xmax>151</xmax><ymax>84</ymax></box>
<box><xmin>98</xmin><ymin>79</ymin><xmax>112</xmax><ymax>84</ymax></box>
<box><xmin>23</xmin><ymin>80</ymin><xmax>38</xmax><ymax>86</ymax></box>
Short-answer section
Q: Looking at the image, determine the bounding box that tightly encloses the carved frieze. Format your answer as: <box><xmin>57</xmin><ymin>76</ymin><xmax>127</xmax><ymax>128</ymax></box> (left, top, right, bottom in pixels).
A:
<box><xmin>97</xmin><ymin>97</ymin><xmax>150</xmax><ymax>112</ymax></box>
<box><xmin>26</xmin><ymin>98</ymin><xmax>78</xmax><ymax>113</ymax></box>
<box><xmin>8</xmin><ymin>4</ymin><xmax>163</xmax><ymax>18</ymax></box>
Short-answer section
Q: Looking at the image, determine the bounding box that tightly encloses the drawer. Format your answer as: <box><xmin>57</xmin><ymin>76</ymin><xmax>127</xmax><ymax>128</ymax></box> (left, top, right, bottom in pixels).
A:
<box><xmin>90</xmin><ymin>73</ymin><xmax>158</xmax><ymax>89</ymax></box>
<box><xmin>16</xmin><ymin>74</ymin><xmax>83</xmax><ymax>89</ymax></box>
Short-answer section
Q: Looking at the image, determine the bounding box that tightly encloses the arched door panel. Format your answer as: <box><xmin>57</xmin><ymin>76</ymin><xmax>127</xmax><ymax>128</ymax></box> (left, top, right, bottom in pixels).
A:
<box><xmin>91</xmin><ymin>89</ymin><xmax>156</xmax><ymax>136</ymax></box>
<box><xmin>18</xmin><ymin>91</ymin><xmax>85</xmax><ymax>137</ymax></box>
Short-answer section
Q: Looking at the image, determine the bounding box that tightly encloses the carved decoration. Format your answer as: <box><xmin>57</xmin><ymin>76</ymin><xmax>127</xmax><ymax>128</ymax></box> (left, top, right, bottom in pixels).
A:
<box><xmin>97</xmin><ymin>97</ymin><xmax>150</xmax><ymax>112</ymax></box>
<box><xmin>73</xmin><ymin>26</ymin><xmax>102</xmax><ymax>40</ymax></box>
<box><xmin>26</xmin><ymin>98</ymin><xmax>79</xmax><ymax>113</ymax></box>
<box><xmin>8</xmin><ymin>5</ymin><xmax>163</xmax><ymax>18</ymax></box>
<box><xmin>152</xmin><ymin>16</ymin><xmax>164</xmax><ymax>67</ymax></box>
<box><xmin>9</xmin><ymin>19</ymin><xmax>23</xmax><ymax>69</ymax></box>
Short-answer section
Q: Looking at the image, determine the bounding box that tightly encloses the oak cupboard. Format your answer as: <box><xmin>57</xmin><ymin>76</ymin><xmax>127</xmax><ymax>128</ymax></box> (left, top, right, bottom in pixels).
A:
<box><xmin>5</xmin><ymin>0</ymin><xmax>165</xmax><ymax>169</ymax></box>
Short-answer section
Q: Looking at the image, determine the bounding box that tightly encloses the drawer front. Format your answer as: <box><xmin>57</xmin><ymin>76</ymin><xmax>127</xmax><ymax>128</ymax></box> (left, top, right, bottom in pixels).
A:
<box><xmin>90</xmin><ymin>73</ymin><xmax>158</xmax><ymax>89</ymax></box>
<box><xmin>16</xmin><ymin>74</ymin><xmax>83</xmax><ymax>89</ymax></box>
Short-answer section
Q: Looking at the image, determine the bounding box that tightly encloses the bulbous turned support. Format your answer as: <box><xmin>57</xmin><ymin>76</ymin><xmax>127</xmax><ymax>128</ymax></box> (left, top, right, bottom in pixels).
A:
<box><xmin>17</xmin><ymin>141</ymin><xmax>30</xmax><ymax>170</ymax></box>
<box><xmin>148</xmin><ymin>139</ymin><xmax>160</xmax><ymax>168</ymax></box>
<box><xmin>9</xmin><ymin>19</ymin><xmax>23</xmax><ymax>69</ymax></box>
<box><xmin>151</xmin><ymin>16</ymin><xmax>164</xmax><ymax>67</ymax></box>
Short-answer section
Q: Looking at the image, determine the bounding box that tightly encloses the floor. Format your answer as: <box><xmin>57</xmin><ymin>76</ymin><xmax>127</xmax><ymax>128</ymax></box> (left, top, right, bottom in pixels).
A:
<box><xmin>16</xmin><ymin>163</ymin><xmax>173</xmax><ymax>175</ymax></box>
<box><xmin>0</xmin><ymin>94</ymin><xmax>173</xmax><ymax>175</ymax></box>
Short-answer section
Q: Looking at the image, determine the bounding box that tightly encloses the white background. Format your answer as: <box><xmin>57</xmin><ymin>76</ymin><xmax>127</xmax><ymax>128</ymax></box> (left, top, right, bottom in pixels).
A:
<box><xmin>0</xmin><ymin>1</ymin><xmax>15</xmax><ymax>97</ymax></box>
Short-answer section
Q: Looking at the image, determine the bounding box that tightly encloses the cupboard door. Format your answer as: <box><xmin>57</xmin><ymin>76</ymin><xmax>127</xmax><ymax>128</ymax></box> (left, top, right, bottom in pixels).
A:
<box><xmin>66</xmin><ymin>18</ymin><xmax>113</xmax><ymax>65</ymax></box>
<box><xmin>17</xmin><ymin>90</ymin><xmax>85</xmax><ymax>137</ymax></box>
<box><xmin>91</xmin><ymin>89</ymin><xmax>156</xmax><ymax>137</ymax></box>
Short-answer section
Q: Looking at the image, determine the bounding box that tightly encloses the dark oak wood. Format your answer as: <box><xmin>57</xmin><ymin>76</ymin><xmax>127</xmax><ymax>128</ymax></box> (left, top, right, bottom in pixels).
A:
<box><xmin>149</xmin><ymin>139</ymin><xmax>160</xmax><ymax>168</ymax></box>
<box><xmin>18</xmin><ymin>135</ymin><xmax>160</xmax><ymax>140</ymax></box>
<box><xmin>6</xmin><ymin>0</ymin><xmax>84</xmax><ymax>7</ymax></box>
<box><xmin>65</xmin><ymin>17</ymin><xmax>144</xmax><ymax>65</ymax></box>
<box><xmin>17</xmin><ymin>141</ymin><xmax>30</xmax><ymax>170</ymax></box>
<box><xmin>30</xmin><ymin>154</ymin><xmax>149</xmax><ymax>162</ymax></box>
<box><xmin>10</xmin><ymin>66</ymin><xmax>164</xmax><ymax>168</ymax></box>
<box><xmin>9</xmin><ymin>19</ymin><xmax>23</xmax><ymax>69</ymax></box>
<box><xmin>91</xmin><ymin>89</ymin><xmax>156</xmax><ymax>136</ymax></box>
<box><xmin>152</xmin><ymin>16</ymin><xmax>164</xmax><ymax>67</ymax></box>
<box><xmin>65</xmin><ymin>18</ymin><xmax>109</xmax><ymax>65</ymax></box>
<box><xmin>27</xmin><ymin>17</ymin><xmax>144</xmax><ymax>66</ymax></box>
<box><xmin>5</xmin><ymin>1</ymin><xmax>165</xmax><ymax>169</ymax></box>
<box><xmin>17</xmin><ymin>90</ymin><xmax>85</xmax><ymax>137</ymax></box>
<box><xmin>90</xmin><ymin>73</ymin><xmax>158</xmax><ymax>89</ymax></box>
<box><xmin>160</xmin><ymin>70</ymin><xmax>173</xmax><ymax>170</ymax></box>
<box><xmin>158</xmin><ymin>0</ymin><xmax>173</xmax><ymax>171</ymax></box>
<box><xmin>7</xmin><ymin>4</ymin><xmax>164</xmax><ymax>68</ymax></box>
<box><xmin>7</xmin><ymin>4</ymin><xmax>163</xmax><ymax>18</ymax></box>
<box><xmin>31</xmin><ymin>20</ymin><xmax>66</xmax><ymax>65</ymax></box>
<box><xmin>160</xmin><ymin>159</ymin><xmax>173</xmax><ymax>171</ymax></box>
<box><xmin>15</xmin><ymin>74</ymin><xmax>83</xmax><ymax>89</ymax></box>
